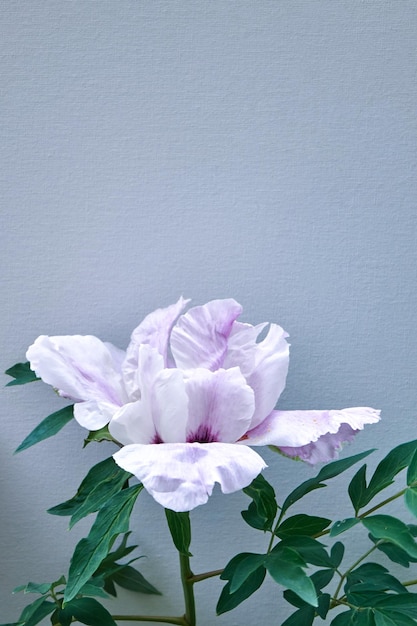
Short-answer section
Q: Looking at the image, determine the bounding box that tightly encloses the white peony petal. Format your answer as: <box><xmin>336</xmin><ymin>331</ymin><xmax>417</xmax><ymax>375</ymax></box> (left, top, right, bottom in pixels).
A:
<box><xmin>170</xmin><ymin>299</ymin><xmax>242</xmax><ymax>371</ymax></box>
<box><xmin>225</xmin><ymin>322</ymin><xmax>290</xmax><ymax>428</ymax></box>
<box><xmin>26</xmin><ymin>335</ymin><xmax>127</xmax><ymax>405</ymax></box>
<box><xmin>278</xmin><ymin>424</ymin><xmax>359</xmax><ymax>465</ymax></box>
<box><xmin>109</xmin><ymin>401</ymin><xmax>157</xmax><ymax>445</ymax></box>
<box><xmin>184</xmin><ymin>368</ymin><xmax>255</xmax><ymax>444</ymax></box>
<box><xmin>242</xmin><ymin>407</ymin><xmax>380</xmax><ymax>448</ymax></box>
<box><xmin>113</xmin><ymin>442</ymin><xmax>266</xmax><ymax>512</ymax></box>
<box><xmin>74</xmin><ymin>400</ymin><xmax>120</xmax><ymax>431</ymax></box>
<box><xmin>123</xmin><ymin>297</ymin><xmax>189</xmax><ymax>398</ymax></box>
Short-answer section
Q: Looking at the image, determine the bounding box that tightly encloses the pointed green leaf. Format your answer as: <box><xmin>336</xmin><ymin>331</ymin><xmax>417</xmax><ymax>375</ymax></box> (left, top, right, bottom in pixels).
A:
<box><xmin>17</xmin><ymin>581</ymin><xmax>51</xmax><ymax>595</ymax></box>
<box><xmin>405</xmin><ymin>487</ymin><xmax>417</xmax><ymax>518</ymax></box>
<box><xmin>407</xmin><ymin>448</ymin><xmax>417</xmax><ymax>485</ymax></box>
<box><xmin>311</xmin><ymin>568</ymin><xmax>335</xmax><ymax>591</ymax></box>
<box><xmin>64</xmin><ymin>484</ymin><xmax>142</xmax><ymax>603</ymax></box>
<box><xmin>65</xmin><ymin>597</ymin><xmax>117</xmax><ymax>626</ymax></box>
<box><xmin>374</xmin><ymin>610</ymin><xmax>416</xmax><ymax>626</ymax></box>
<box><xmin>330</xmin><ymin>542</ymin><xmax>345</xmax><ymax>568</ymax></box>
<box><xmin>241</xmin><ymin>500</ymin><xmax>269</xmax><ymax>530</ymax></box>
<box><xmin>78</xmin><ymin>578</ymin><xmax>109</xmax><ymax>598</ymax></box>
<box><xmin>362</xmin><ymin>515</ymin><xmax>417</xmax><ymax>558</ymax></box>
<box><xmin>330</xmin><ymin>518</ymin><xmax>360</xmax><ymax>537</ymax></box>
<box><xmin>278</xmin><ymin>536</ymin><xmax>333</xmax><ymax>568</ymax></box>
<box><xmin>165</xmin><ymin>509</ymin><xmax>192</xmax><ymax>556</ymax></box>
<box><xmin>5</xmin><ymin>362</ymin><xmax>39</xmax><ymax>386</ymax></box>
<box><xmin>112</xmin><ymin>565</ymin><xmax>161</xmax><ymax>595</ymax></box>
<box><xmin>281</xmin><ymin>606</ymin><xmax>315</xmax><ymax>626</ymax></box>
<box><xmin>266</xmin><ymin>547</ymin><xmax>318</xmax><ymax>606</ymax></box>
<box><xmin>275</xmin><ymin>514</ymin><xmax>331</xmax><ymax>539</ymax></box>
<box><xmin>51</xmin><ymin>607</ymin><xmax>73</xmax><ymax>626</ymax></box>
<box><xmin>15</xmin><ymin>405</ymin><xmax>74</xmax><ymax>453</ymax></box>
<box><xmin>362</xmin><ymin>440</ymin><xmax>417</xmax><ymax>507</ymax></box>
<box><xmin>227</xmin><ymin>553</ymin><xmax>265</xmax><ymax>594</ymax></box>
<box><xmin>48</xmin><ymin>457</ymin><xmax>129</xmax><ymax>518</ymax></box>
<box><xmin>216</xmin><ymin>567</ymin><xmax>266</xmax><ymax>615</ymax></box>
<box><xmin>330</xmin><ymin>612</ymin><xmax>353</xmax><ymax>626</ymax></box>
<box><xmin>347</xmin><ymin>563</ymin><xmax>406</xmax><ymax>594</ymax></box>
<box><xmin>242</xmin><ymin>474</ymin><xmax>277</xmax><ymax>531</ymax></box>
<box><xmin>83</xmin><ymin>426</ymin><xmax>116</xmax><ymax>447</ymax></box>
<box><xmin>349</xmin><ymin>465</ymin><xmax>368</xmax><ymax>513</ymax></box>
<box><xmin>281</xmin><ymin>449</ymin><xmax>374</xmax><ymax>514</ymax></box>
<box><xmin>372</xmin><ymin>536</ymin><xmax>417</xmax><ymax>567</ymax></box>
<box><xmin>374</xmin><ymin>593</ymin><xmax>417</xmax><ymax>618</ymax></box>
<box><xmin>18</xmin><ymin>598</ymin><xmax>55</xmax><ymax>626</ymax></box>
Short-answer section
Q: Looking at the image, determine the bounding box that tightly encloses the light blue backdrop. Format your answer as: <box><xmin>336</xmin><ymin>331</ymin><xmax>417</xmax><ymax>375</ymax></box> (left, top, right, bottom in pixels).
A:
<box><xmin>1</xmin><ymin>2</ymin><xmax>416</xmax><ymax>624</ymax></box>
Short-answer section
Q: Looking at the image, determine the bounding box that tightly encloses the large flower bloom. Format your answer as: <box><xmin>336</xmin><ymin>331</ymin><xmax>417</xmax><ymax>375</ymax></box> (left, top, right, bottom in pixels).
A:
<box><xmin>26</xmin><ymin>298</ymin><xmax>380</xmax><ymax>512</ymax></box>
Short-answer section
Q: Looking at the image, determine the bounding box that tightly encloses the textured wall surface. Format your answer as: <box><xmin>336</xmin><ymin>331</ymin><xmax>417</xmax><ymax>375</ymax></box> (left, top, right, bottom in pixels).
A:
<box><xmin>1</xmin><ymin>2</ymin><xmax>417</xmax><ymax>624</ymax></box>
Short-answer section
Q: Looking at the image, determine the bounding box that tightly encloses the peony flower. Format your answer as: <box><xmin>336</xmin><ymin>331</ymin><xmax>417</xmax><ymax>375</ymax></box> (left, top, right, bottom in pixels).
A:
<box><xmin>26</xmin><ymin>298</ymin><xmax>380</xmax><ymax>512</ymax></box>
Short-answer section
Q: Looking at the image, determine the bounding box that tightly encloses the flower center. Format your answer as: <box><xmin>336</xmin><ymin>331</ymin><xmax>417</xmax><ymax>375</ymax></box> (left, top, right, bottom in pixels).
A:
<box><xmin>186</xmin><ymin>425</ymin><xmax>218</xmax><ymax>444</ymax></box>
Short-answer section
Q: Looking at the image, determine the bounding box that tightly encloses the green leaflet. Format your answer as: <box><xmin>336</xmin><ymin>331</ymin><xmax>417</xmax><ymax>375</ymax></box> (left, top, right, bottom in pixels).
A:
<box><xmin>216</xmin><ymin>566</ymin><xmax>266</xmax><ymax>615</ymax></box>
<box><xmin>281</xmin><ymin>449</ymin><xmax>374</xmax><ymax>515</ymax></box>
<box><xmin>5</xmin><ymin>362</ymin><xmax>39</xmax><ymax>386</ymax></box>
<box><xmin>15</xmin><ymin>405</ymin><xmax>74</xmax><ymax>453</ymax></box>
<box><xmin>64</xmin><ymin>484</ymin><xmax>142</xmax><ymax>604</ymax></box>
<box><xmin>266</xmin><ymin>546</ymin><xmax>318</xmax><ymax>607</ymax></box>
<box><xmin>275</xmin><ymin>514</ymin><xmax>331</xmax><ymax>539</ymax></box>
<box><xmin>362</xmin><ymin>515</ymin><xmax>417</xmax><ymax>558</ymax></box>
<box><xmin>62</xmin><ymin>598</ymin><xmax>117</xmax><ymax>626</ymax></box>
<box><xmin>241</xmin><ymin>474</ymin><xmax>277</xmax><ymax>531</ymax></box>
<box><xmin>165</xmin><ymin>509</ymin><xmax>192</xmax><ymax>556</ymax></box>
<box><xmin>111</xmin><ymin>565</ymin><xmax>161</xmax><ymax>595</ymax></box>
<box><xmin>330</xmin><ymin>518</ymin><xmax>360</xmax><ymax>537</ymax></box>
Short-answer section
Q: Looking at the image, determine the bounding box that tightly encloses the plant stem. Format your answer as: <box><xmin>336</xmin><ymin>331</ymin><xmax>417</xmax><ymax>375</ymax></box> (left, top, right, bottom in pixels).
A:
<box><xmin>112</xmin><ymin>616</ymin><xmax>185</xmax><ymax>625</ymax></box>
<box><xmin>189</xmin><ymin>568</ymin><xmax>223</xmax><ymax>584</ymax></box>
<box><xmin>179</xmin><ymin>552</ymin><xmax>197</xmax><ymax>626</ymax></box>
<box><xmin>359</xmin><ymin>488</ymin><xmax>407</xmax><ymax>518</ymax></box>
<box><xmin>331</xmin><ymin>543</ymin><xmax>379</xmax><ymax>605</ymax></box>
<box><xmin>403</xmin><ymin>579</ymin><xmax>417</xmax><ymax>587</ymax></box>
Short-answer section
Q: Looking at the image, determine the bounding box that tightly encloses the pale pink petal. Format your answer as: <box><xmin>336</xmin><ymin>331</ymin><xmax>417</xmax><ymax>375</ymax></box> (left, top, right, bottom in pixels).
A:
<box><xmin>150</xmin><ymin>368</ymin><xmax>189</xmax><ymax>443</ymax></box>
<box><xmin>170</xmin><ymin>299</ymin><xmax>242</xmax><ymax>371</ymax></box>
<box><xmin>278</xmin><ymin>424</ymin><xmax>359</xmax><ymax>465</ymax></box>
<box><xmin>225</xmin><ymin>322</ymin><xmax>290</xmax><ymax>428</ymax></box>
<box><xmin>242</xmin><ymin>407</ymin><xmax>380</xmax><ymax>448</ymax></box>
<box><xmin>184</xmin><ymin>368</ymin><xmax>255</xmax><ymax>443</ymax></box>
<box><xmin>122</xmin><ymin>297</ymin><xmax>189</xmax><ymax>398</ymax></box>
<box><xmin>109</xmin><ymin>401</ymin><xmax>157</xmax><ymax>445</ymax></box>
<box><xmin>26</xmin><ymin>335</ymin><xmax>127</xmax><ymax>405</ymax></box>
<box><xmin>74</xmin><ymin>400</ymin><xmax>120</xmax><ymax>430</ymax></box>
<box><xmin>113</xmin><ymin>442</ymin><xmax>267</xmax><ymax>512</ymax></box>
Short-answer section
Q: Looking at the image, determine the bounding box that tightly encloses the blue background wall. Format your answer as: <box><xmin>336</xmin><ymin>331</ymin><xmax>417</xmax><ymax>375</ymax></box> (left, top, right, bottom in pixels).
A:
<box><xmin>1</xmin><ymin>2</ymin><xmax>416</xmax><ymax>624</ymax></box>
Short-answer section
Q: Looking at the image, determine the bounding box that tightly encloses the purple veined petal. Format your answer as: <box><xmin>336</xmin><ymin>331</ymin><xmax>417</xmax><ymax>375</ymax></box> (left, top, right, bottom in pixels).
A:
<box><xmin>225</xmin><ymin>322</ymin><xmax>290</xmax><ymax>429</ymax></box>
<box><xmin>26</xmin><ymin>335</ymin><xmax>128</xmax><ymax>405</ymax></box>
<box><xmin>113</xmin><ymin>442</ymin><xmax>267</xmax><ymax>512</ymax></box>
<box><xmin>170</xmin><ymin>299</ymin><xmax>243</xmax><ymax>371</ymax></box>
<box><xmin>122</xmin><ymin>297</ymin><xmax>190</xmax><ymax>399</ymax></box>
<box><xmin>109</xmin><ymin>401</ymin><xmax>158</xmax><ymax>445</ymax></box>
<box><xmin>242</xmin><ymin>407</ymin><xmax>380</xmax><ymax>448</ymax></box>
<box><xmin>278</xmin><ymin>424</ymin><xmax>359</xmax><ymax>465</ymax></box>
<box><xmin>74</xmin><ymin>400</ymin><xmax>120</xmax><ymax>431</ymax></box>
<box><xmin>184</xmin><ymin>367</ymin><xmax>255</xmax><ymax>444</ymax></box>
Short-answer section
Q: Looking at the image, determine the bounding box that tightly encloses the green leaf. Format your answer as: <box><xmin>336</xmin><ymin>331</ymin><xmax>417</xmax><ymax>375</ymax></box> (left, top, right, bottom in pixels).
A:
<box><xmin>277</xmin><ymin>536</ymin><xmax>334</xmax><ymax>568</ymax></box>
<box><xmin>15</xmin><ymin>405</ymin><xmax>74</xmax><ymax>453</ymax></box>
<box><xmin>361</xmin><ymin>440</ymin><xmax>417</xmax><ymax>507</ymax></box>
<box><xmin>281</xmin><ymin>449</ymin><xmax>374</xmax><ymax>515</ymax></box>
<box><xmin>48</xmin><ymin>457</ymin><xmax>129</xmax><ymax>518</ymax></box>
<box><xmin>225</xmin><ymin>553</ymin><xmax>266</xmax><ymax>594</ymax></box>
<box><xmin>407</xmin><ymin>448</ymin><xmax>417</xmax><ymax>485</ymax></box>
<box><xmin>330</xmin><ymin>612</ymin><xmax>353</xmax><ymax>626</ymax></box>
<box><xmin>330</xmin><ymin>518</ymin><xmax>360</xmax><ymax>537</ymax></box>
<box><xmin>83</xmin><ymin>426</ymin><xmax>116</xmax><ymax>447</ymax></box>
<box><xmin>374</xmin><ymin>593</ymin><xmax>417</xmax><ymax>618</ymax></box>
<box><xmin>78</xmin><ymin>578</ymin><xmax>109</xmax><ymax>598</ymax></box>
<box><xmin>347</xmin><ymin>563</ymin><xmax>406</xmax><ymax>594</ymax></box>
<box><xmin>374</xmin><ymin>610</ymin><xmax>416</xmax><ymax>626</ymax></box>
<box><xmin>241</xmin><ymin>500</ymin><xmax>269</xmax><ymax>530</ymax></box>
<box><xmin>112</xmin><ymin>565</ymin><xmax>161</xmax><ymax>595</ymax></box>
<box><xmin>18</xmin><ymin>597</ymin><xmax>55</xmax><ymax>626</ymax></box>
<box><xmin>330</xmin><ymin>542</ymin><xmax>345</xmax><ymax>568</ymax></box>
<box><xmin>405</xmin><ymin>487</ymin><xmax>417</xmax><ymax>518</ymax></box>
<box><xmin>362</xmin><ymin>515</ymin><xmax>417</xmax><ymax>558</ymax></box>
<box><xmin>5</xmin><ymin>362</ymin><xmax>39</xmax><ymax>386</ymax></box>
<box><xmin>165</xmin><ymin>509</ymin><xmax>192</xmax><ymax>556</ymax></box>
<box><xmin>317</xmin><ymin>592</ymin><xmax>331</xmax><ymax>619</ymax></box>
<box><xmin>349</xmin><ymin>465</ymin><xmax>368</xmax><ymax>513</ymax></box>
<box><xmin>372</xmin><ymin>536</ymin><xmax>417</xmax><ymax>567</ymax></box>
<box><xmin>241</xmin><ymin>474</ymin><xmax>277</xmax><ymax>531</ymax></box>
<box><xmin>64</xmin><ymin>484</ymin><xmax>142</xmax><ymax>604</ymax></box>
<box><xmin>311</xmin><ymin>568</ymin><xmax>335</xmax><ymax>591</ymax></box>
<box><xmin>64</xmin><ymin>597</ymin><xmax>117</xmax><ymax>626</ymax></box>
<box><xmin>275</xmin><ymin>514</ymin><xmax>331</xmax><ymax>539</ymax></box>
<box><xmin>266</xmin><ymin>547</ymin><xmax>318</xmax><ymax>607</ymax></box>
<box><xmin>51</xmin><ymin>607</ymin><xmax>73</xmax><ymax>626</ymax></box>
<box><xmin>13</xmin><ymin>581</ymin><xmax>51</xmax><ymax>595</ymax></box>
<box><xmin>281</xmin><ymin>606</ymin><xmax>315</xmax><ymax>626</ymax></box>
<box><xmin>216</xmin><ymin>567</ymin><xmax>266</xmax><ymax>615</ymax></box>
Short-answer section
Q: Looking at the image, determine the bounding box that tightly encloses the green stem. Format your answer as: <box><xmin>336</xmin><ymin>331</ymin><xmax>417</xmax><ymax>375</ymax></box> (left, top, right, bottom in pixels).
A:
<box><xmin>179</xmin><ymin>552</ymin><xmax>197</xmax><ymax>626</ymax></box>
<box><xmin>112</xmin><ymin>616</ymin><xmax>185</xmax><ymax>625</ymax></box>
<box><xmin>359</xmin><ymin>488</ymin><xmax>407</xmax><ymax>518</ymax></box>
<box><xmin>403</xmin><ymin>579</ymin><xmax>417</xmax><ymax>587</ymax></box>
<box><xmin>331</xmin><ymin>543</ymin><xmax>380</xmax><ymax>604</ymax></box>
<box><xmin>189</xmin><ymin>568</ymin><xmax>223</xmax><ymax>584</ymax></box>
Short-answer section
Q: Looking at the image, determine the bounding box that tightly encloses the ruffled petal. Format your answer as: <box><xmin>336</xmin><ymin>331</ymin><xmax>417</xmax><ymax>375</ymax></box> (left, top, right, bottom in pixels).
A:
<box><xmin>74</xmin><ymin>400</ymin><xmax>120</xmax><ymax>431</ymax></box>
<box><xmin>225</xmin><ymin>322</ymin><xmax>290</xmax><ymax>428</ymax></box>
<box><xmin>109</xmin><ymin>401</ymin><xmax>157</xmax><ymax>445</ymax></box>
<box><xmin>113</xmin><ymin>442</ymin><xmax>267</xmax><ymax>511</ymax></box>
<box><xmin>122</xmin><ymin>297</ymin><xmax>189</xmax><ymax>399</ymax></box>
<box><xmin>170</xmin><ymin>299</ymin><xmax>242</xmax><ymax>371</ymax></box>
<box><xmin>26</xmin><ymin>335</ymin><xmax>127</xmax><ymax>405</ymax></box>
<box><xmin>184</xmin><ymin>368</ymin><xmax>254</xmax><ymax>443</ymax></box>
<box><xmin>278</xmin><ymin>424</ymin><xmax>359</xmax><ymax>465</ymax></box>
<box><xmin>242</xmin><ymin>407</ymin><xmax>380</xmax><ymax>448</ymax></box>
